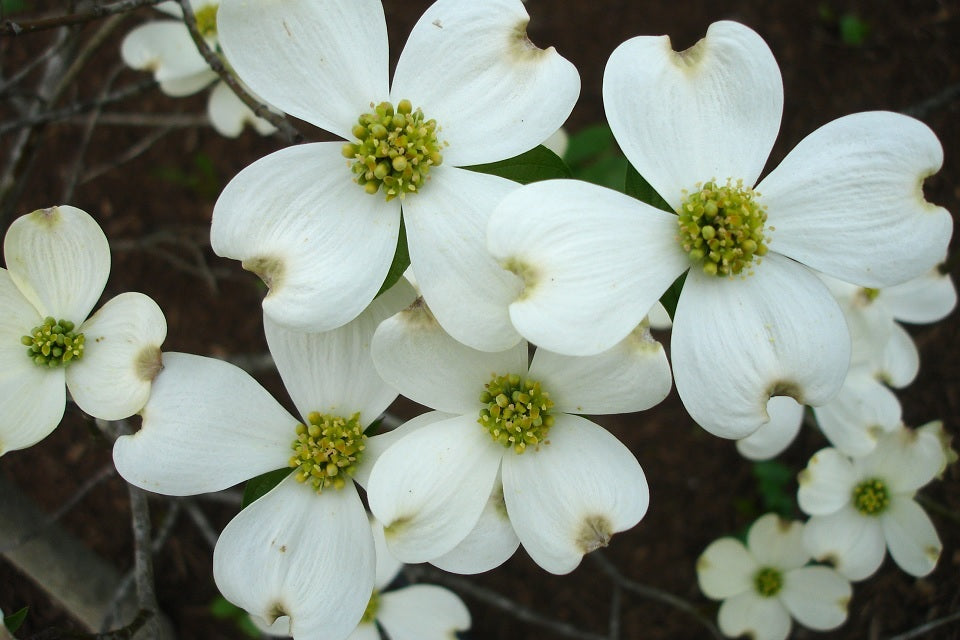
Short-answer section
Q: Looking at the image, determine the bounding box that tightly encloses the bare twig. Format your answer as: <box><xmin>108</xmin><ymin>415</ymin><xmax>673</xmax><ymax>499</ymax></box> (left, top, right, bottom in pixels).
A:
<box><xmin>607</xmin><ymin>582</ymin><xmax>621</xmax><ymax>640</ymax></box>
<box><xmin>182</xmin><ymin>499</ymin><xmax>220</xmax><ymax>549</ymax></box>
<box><xmin>68</xmin><ymin>112</ymin><xmax>209</xmax><ymax>128</ymax></box>
<box><xmin>0</xmin><ymin>465</ymin><xmax>116</xmax><ymax>553</ymax></box>
<box><xmin>886</xmin><ymin>610</ymin><xmax>960</xmax><ymax>640</ymax></box>
<box><xmin>902</xmin><ymin>82</ymin><xmax>960</xmax><ymax>119</ymax></box>
<box><xmin>404</xmin><ymin>565</ymin><xmax>608</xmax><ymax>640</ymax></box>
<box><xmin>176</xmin><ymin>0</ymin><xmax>302</xmax><ymax>143</ymax></box>
<box><xmin>79</xmin><ymin>126</ymin><xmax>176</xmax><ymax>184</ymax></box>
<box><xmin>127</xmin><ymin>485</ymin><xmax>162</xmax><ymax>639</ymax></box>
<box><xmin>1</xmin><ymin>0</ymin><xmax>166</xmax><ymax>36</ymax></box>
<box><xmin>27</xmin><ymin>610</ymin><xmax>154</xmax><ymax>640</ymax></box>
<box><xmin>590</xmin><ymin>552</ymin><xmax>724</xmax><ymax>640</ymax></box>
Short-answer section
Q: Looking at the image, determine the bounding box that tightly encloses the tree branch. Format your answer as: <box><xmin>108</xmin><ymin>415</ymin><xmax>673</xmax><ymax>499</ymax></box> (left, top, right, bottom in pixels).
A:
<box><xmin>1</xmin><ymin>0</ymin><xmax>166</xmax><ymax>36</ymax></box>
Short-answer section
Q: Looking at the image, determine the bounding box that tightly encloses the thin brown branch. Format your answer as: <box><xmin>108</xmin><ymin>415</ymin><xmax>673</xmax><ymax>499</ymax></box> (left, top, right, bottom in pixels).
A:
<box><xmin>590</xmin><ymin>551</ymin><xmax>724</xmax><ymax>640</ymax></box>
<box><xmin>1</xmin><ymin>0</ymin><xmax>166</xmax><ymax>36</ymax></box>
<box><xmin>886</xmin><ymin>610</ymin><xmax>960</xmax><ymax>640</ymax></box>
<box><xmin>177</xmin><ymin>0</ymin><xmax>302</xmax><ymax>143</ymax></box>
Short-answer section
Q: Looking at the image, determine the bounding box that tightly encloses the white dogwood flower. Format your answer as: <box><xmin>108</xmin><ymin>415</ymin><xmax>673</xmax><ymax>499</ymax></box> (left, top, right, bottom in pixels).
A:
<box><xmin>0</xmin><ymin>206</ymin><xmax>166</xmax><ymax>456</ymax></box>
<box><xmin>211</xmin><ymin>0</ymin><xmax>578</xmax><ymax>348</ymax></box>
<box><xmin>120</xmin><ymin>0</ymin><xmax>277</xmax><ymax>137</ymax></box>
<box><xmin>697</xmin><ymin>513</ymin><xmax>851</xmax><ymax>640</ymax></box>
<box><xmin>258</xmin><ymin>519</ymin><xmax>471</xmax><ymax>640</ymax></box>
<box><xmin>487</xmin><ymin>21</ymin><xmax>952</xmax><ymax>439</ymax></box>
<box><xmin>798</xmin><ymin>422</ymin><xmax>951</xmax><ymax>581</ymax></box>
<box><xmin>113</xmin><ymin>280</ymin><xmax>415</xmax><ymax>640</ymax></box>
<box><xmin>366</xmin><ymin>298</ymin><xmax>669</xmax><ymax>575</ymax></box>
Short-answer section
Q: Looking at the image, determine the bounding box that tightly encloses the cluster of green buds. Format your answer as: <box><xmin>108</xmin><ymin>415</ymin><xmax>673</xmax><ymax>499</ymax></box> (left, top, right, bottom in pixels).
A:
<box><xmin>677</xmin><ymin>178</ymin><xmax>769</xmax><ymax>276</ymax></box>
<box><xmin>852</xmin><ymin>478</ymin><xmax>890</xmax><ymax>516</ymax></box>
<box><xmin>21</xmin><ymin>317</ymin><xmax>85</xmax><ymax>367</ymax></box>
<box><xmin>343</xmin><ymin>100</ymin><xmax>443</xmax><ymax>200</ymax></box>
<box><xmin>478</xmin><ymin>373</ymin><xmax>555</xmax><ymax>454</ymax></box>
<box><xmin>194</xmin><ymin>3</ymin><xmax>219</xmax><ymax>39</ymax></box>
<box><xmin>289</xmin><ymin>411</ymin><xmax>366</xmax><ymax>493</ymax></box>
<box><xmin>753</xmin><ymin>566</ymin><xmax>783</xmax><ymax>598</ymax></box>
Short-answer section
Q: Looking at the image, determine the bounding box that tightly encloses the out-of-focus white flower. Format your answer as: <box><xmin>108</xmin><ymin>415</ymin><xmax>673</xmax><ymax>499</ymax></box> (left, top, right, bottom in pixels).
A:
<box><xmin>697</xmin><ymin>513</ymin><xmax>851</xmax><ymax>640</ymax></box>
<box><xmin>487</xmin><ymin>21</ymin><xmax>952</xmax><ymax>440</ymax></box>
<box><xmin>113</xmin><ymin>280</ymin><xmax>416</xmax><ymax>640</ymax></box>
<box><xmin>0</xmin><ymin>206</ymin><xmax>166</xmax><ymax>456</ymax></box>
<box><xmin>542</xmin><ymin>127</ymin><xmax>569</xmax><ymax>159</ymax></box>
<box><xmin>211</xmin><ymin>0</ymin><xmax>579</xmax><ymax>347</ymax></box>
<box><xmin>120</xmin><ymin>0</ymin><xmax>277</xmax><ymax>137</ymax></box>
<box><xmin>798</xmin><ymin>422</ymin><xmax>951</xmax><ymax>580</ymax></box>
<box><xmin>366</xmin><ymin>297</ymin><xmax>669</xmax><ymax>575</ymax></box>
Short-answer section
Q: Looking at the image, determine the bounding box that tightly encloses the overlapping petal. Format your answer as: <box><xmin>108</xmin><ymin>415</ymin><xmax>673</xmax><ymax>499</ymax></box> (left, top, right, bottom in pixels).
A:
<box><xmin>217</xmin><ymin>0</ymin><xmax>389</xmax><ymax>140</ymax></box>
<box><xmin>112</xmin><ymin>353</ymin><xmax>295</xmax><ymax>495</ymax></box>
<box><xmin>802</xmin><ymin>507</ymin><xmax>886</xmax><ymax>581</ymax></box>
<box><xmin>880</xmin><ymin>269</ymin><xmax>957</xmax><ymax>324</ymax></box>
<box><xmin>4</xmin><ymin>206</ymin><xmax>110</xmax><ymax>322</ymax></box>
<box><xmin>213</xmin><ymin>476</ymin><xmax>375</xmax><ymax>640</ymax></box>
<box><xmin>718</xmin><ymin>591</ymin><xmax>791</xmax><ymax>640</ymax></box>
<box><xmin>210</xmin><ymin>142</ymin><xmax>400</xmax><ymax>332</ymax></box>
<box><xmin>881</xmin><ymin>496</ymin><xmax>941</xmax><ymax>577</ymax></box>
<box><xmin>673</xmin><ymin>255</ymin><xmax>849</xmax><ymax>439</ymax></box>
<box><xmin>66</xmin><ymin>292</ymin><xmax>166</xmax><ymax>421</ymax></box>
<box><xmin>488</xmin><ymin>179</ymin><xmax>687</xmax><ymax>356</ymax></box>
<box><xmin>391</xmin><ymin>0</ymin><xmax>578</xmax><ymax>166</ymax></box>
<box><xmin>367</xmin><ymin>414</ymin><xmax>503</xmax><ymax>563</ymax></box>
<box><xmin>813</xmin><ymin>372</ymin><xmax>901</xmax><ymax>457</ymax></box>
<box><xmin>528</xmin><ymin>323</ymin><xmax>671</xmax><ymax>414</ymax></box>
<box><xmin>760</xmin><ymin>112</ymin><xmax>952</xmax><ymax>287</ymax></box>
<box><xmin>501</xmin><ymin>414</ymin><xmax>648</xmax><ymax>574</ymax></box>
<box><xmin>747</xmin><ymin>514</ymin><xmax>808</xmax><ymax>571</ymax></box>
<box><xmin>735</xmin><ymin>397</ymin><xmax>803</xmax><ymax>460</ymax></box>
<box><xmin>797</xmin><ymin>448</ymin><xmax>856</xmax><ymax>516</ymax></box>
<box><xmin>264</xmin><ymin>279</ymin><xmax>414</xmax><ymax>424</ymax></box>
<box><xmin>779</xmin><ymin>567</ymin><xmax>850</xmax><ymax>631</ymax></box>
<box><xmin>696</xmin><ymin>538</ymin><xmax>757</xmax><ymax>600</ymax></box>
<box><xmin>430</xmin><ymin>481</ymin><xmax>520</xmax><ymax>574</ymax></box>
<box><xmin>403</xmin><ymin>167</ymin><xmax>523</xmax><ymax>351</ymax></box>
<box><xmin>378</xmin><ymin>585</ymin><xmax>471</xmax><ymax>640</ymax></box>
<box><xmin>855</xmin><ymin>425</ymin><xmax>945</xmax><ymax>494</ymax></box>
<box><xmin>371</xmin><ymin>301</ymin><xmax>527</xmax><ymax>414</ymax></box>
<box><xmin>120</xmin><ymin>21</ymin><xmax>213</xmax><ymax>95</ymax></box>
<box><xmin>604</xmin><ymin>21</ymin><xmax>782</xmax><ymax>209</ymax></box>
<box><xmin>207</xmin><ymin>81</ymin><xmax>276</xmax><ymax>138</ymax></box>
<box><xmin>0</xmin><ymin>270</ymin><xmax>65</xmax><ymax>455</ymax></box>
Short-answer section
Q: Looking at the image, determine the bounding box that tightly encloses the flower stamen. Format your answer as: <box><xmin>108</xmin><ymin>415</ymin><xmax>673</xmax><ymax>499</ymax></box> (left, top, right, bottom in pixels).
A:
<box><xmin>852</xmin><ymin>478</ymin><xmax>890</xmax><ymax>516</ymax></box>
<box><xmin>677</xmin><ymin>178</ymin><xmax>769</xmax><ymax>276</ymax></box>
<box><xmin>342</xmin><ymin>100</ymin><xmax>443</xmax><ymax>201</ymax></box>
<box><xmin>288</xmin><ymin>412</ymin><xmax>365</xmax><ymax>493</ymax></box>
<box><xmin>478</xmin><ymin>373</ymin><xmax>554</xmax><ymax>454</ymax></box>
<box><xmin>753</xmin><ymin>566</ymin><xmax>783</xmax><ymax>597</ymax></box>
<box><xmin>21</xmin><ymin>317</ymin><xmax>85</xmax><ymax>368</ymax></box>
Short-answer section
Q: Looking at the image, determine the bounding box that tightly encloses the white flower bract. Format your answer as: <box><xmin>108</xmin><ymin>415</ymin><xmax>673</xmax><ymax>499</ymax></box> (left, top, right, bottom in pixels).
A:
<box><xmin>211</xmin><ymin>0</ymin><xmax>579</xmax><ymax>347</ymax></box>
<box><xmin>697</xmin><ymin>513</ymin><xmax>852</xmax><ymax>640</ymax></box>
<box><xmin>0</xmin><ymin>206</ymin><xmax>166</xmax><ymax>456</ymax></box>
<box><xmin>487</xmin><ymin>20</ymin><xmax>953</xmax><ymax>440</ymax></box>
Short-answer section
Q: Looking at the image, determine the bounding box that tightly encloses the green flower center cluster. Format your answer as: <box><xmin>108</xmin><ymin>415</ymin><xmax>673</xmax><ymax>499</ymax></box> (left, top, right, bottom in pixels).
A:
<box><xmin>753</xmin><ymin>566</ymin><xmax>783</xmax><ymax>598</ymax></box>
<box><xmin>194</xmin><ymin>4</ymin><xmax>219</xmax><ymax>39</ymax></box>
<box><xmin>21</xmin><ymin>317</ymin><xmax>85</xmax><ymax>367</ymax></box>
<box><xmin>478</xmin><ymin>373</ymin><xmax>555</xmax><ymax>454</ymax></box>
<box><xmin>288</xmin><ymin>412</ymin><xmax>365</xmax><ymax>493</ymax></box>
<box><xmin>852</xmin><ymin>478</ymin><xmax>890</xmax><ymax>516</ymax></box>
<box><xmin>360</xmin><ymin>589</ymin><xmax>380</xmax><ymax>624</ymax></box>
<box><xmin>677</xmin><ymin>179</ymin><xmax>769</xmax><ymax>276</ymax></box>
<box><xmin>342</xmin><ymin>100</ymin><xmax>443</xmax><ymax>201</ymax></box>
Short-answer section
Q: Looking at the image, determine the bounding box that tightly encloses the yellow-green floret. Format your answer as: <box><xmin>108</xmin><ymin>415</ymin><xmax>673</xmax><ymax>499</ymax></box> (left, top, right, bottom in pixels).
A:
<box><xmin>478</xmin><ymin>373</ymin><xmax>555</xmax><ymax>454</ymax></box>
<box><xmin>289</xmin><ymin>412</ymin><xmax>365</xmax><ymax>493</ymax></box>
<box><xmin>342</xmin><ymin>99</ymin><xmax>443</xmax><ymax>201</ymax></box>
<box><xmin>677</xmin><ymin>178</ymin><xmax>769</xmax><ymax>276</ymax></box>
<box><xmin>852</xmin><ymin>478</ymin><xmax>890</xmax><ymax>516</ymax></box>
<box><xmin>22</xmin><ymin>317</ymin><xmax>84</xmax><ymax>367</ymax></box>
<box><xmin>753</xmin><ymin>566</ymin><xmax>783</xmax><ymax>598</ymax></box>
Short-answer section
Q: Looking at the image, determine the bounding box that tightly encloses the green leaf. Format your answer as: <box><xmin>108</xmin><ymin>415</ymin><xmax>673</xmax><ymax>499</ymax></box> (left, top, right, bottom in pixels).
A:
<box><xmin>465</xmin><ymin>145</ymin><xmax>572</xmax><ymax>184</ymax></box>
<box><xmin>4</xmin><ymin>606</ymin><xmax>28</xmax><ymax>633</ymax></box>
<box><xmin>658</xmin><ymin>272</ymin><xmax>686</xmax><ymax>320</ymax></box>
<box><xmin>753</xmin><ymin>460</ymin><xmax>795</xmax><ymax>517</ymax></box>
<box><xmin>624</xmin><ymin>163</ymin><xmax>672</xmax><ymax>213</ymax></box>
<box><xmin>209</xmin><ymin>596</ymin><xmax>240</xmax><ymax>619</ymax></box>
<box><xmin>839</xmin><ymin>14</ymin><xmax>869</xmax><ymax>46</ymax></box>
<box><xmin>237</xmin><ymin>615</ymin><xmax>262</xmax><ymax>638</ymax></box>
<box><xmin>241</xmin><ymin>468</ymin><xmax>292</xmax><ymax>509</ymax></box>
<box><xmin>374</xmin><ymin>217</ymin><xmax>410</xmax><ymax>298</ymax></box>
<box><xmin>564</xmin><ymin>124</ymin><xmax>615</xmax><ymax>165</ymax></box>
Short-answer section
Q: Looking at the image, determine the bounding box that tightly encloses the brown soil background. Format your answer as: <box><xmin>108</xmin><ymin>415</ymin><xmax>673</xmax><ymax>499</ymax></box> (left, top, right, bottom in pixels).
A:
<box><xmin>1</xmin><ymin>1</ymin><xmax>959</xmax><ymax>639</ymax></box>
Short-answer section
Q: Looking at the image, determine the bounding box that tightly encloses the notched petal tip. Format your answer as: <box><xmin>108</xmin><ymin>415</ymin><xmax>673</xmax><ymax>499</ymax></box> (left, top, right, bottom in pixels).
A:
<box><xmin>399</xmin><ymin>296</ymin><xmax>439</xmax><ymax>327</ymax></box>
<box><xmin>501</xmin><ymin>256</ymin><xmax>538</xmax><ymax>301</ymax></box>
<box><xmin>509</xmin><ymin>18</ymin><xmax>551</xmax><ymax>60</ymax></box>
<box><xmin>576</xmin><ymin>515</ymin><xmax>612</xmax><ymax>554</ymax></box>
<box><xmin>767</xmin><ymin>380</ymin><xmax>805</xmax><ymax>406</ymax></box>
<box><xmin>27</xmin><ymin>206</ymin><xmax>63</xmax><ymax>227</ymax></box>
<box><xmin>242</xmin><ymin>255</ymin><xmax>285</xmax><ymax>291</ymax></box>
<box><xmin>670</xmin><ymin>36</ymin><xmax>707</xmax><ymax>68</ymax></box>
<box><xmin>135</xmin><ymin>346</ymin><xmax>164</xmax><ymax>382</ymax></box>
